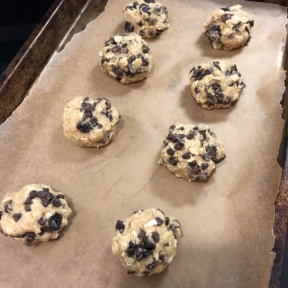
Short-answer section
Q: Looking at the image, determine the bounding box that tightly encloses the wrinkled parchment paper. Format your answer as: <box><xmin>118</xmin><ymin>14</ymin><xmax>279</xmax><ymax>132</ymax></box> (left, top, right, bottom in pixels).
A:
<box><xmin>0</xmin><ymin>1</ymin><xmax>286</xmax><ymax>287</ymax></box>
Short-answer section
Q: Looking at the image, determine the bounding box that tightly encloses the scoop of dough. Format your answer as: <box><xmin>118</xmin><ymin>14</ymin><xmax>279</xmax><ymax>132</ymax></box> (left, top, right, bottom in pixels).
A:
<box><xmin>99</xmin><ymin>32</ymin><xmax>153</xmax><ymax>84</ymax></box>
<box><xmin>112</xmin><ymin>208</ymin><xmax>182</xmax><ymax>276</ymax></box>
<box><xmin>123</xmin><ymin>0</ymin><xmax>169</xmax><ymax>39</ymax></box>
<box><xmin>62</xmin><ymin>96</ymin><xmax>121</xmax><ymax>148</ymax></box>
<box><xmin>189</xmin><ymin>60</ymin><xmax>246</xmax><ymax>109</ymax></box>
<box><xmin>0</xmin><ymin>184</ymin><xmax>72</xmax><ymax>246</ymax></box>
<box><xmin>204</xmin><ymin>5</ymin><xmax>254</xmax><ymax>51</ymax></box>
<box><xmin>158</xmin><ymin>124</ymin><xmax>225</xmax><ymax>181</ymax></box>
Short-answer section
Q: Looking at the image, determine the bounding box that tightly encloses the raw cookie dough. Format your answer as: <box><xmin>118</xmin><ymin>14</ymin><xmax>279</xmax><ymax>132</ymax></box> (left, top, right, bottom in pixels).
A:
<box><xmin>112</xmin><ymin>208</ymin><xmax>181</xmax><ymax>276</ymax></box>
<box><xmin>204</xmin><ymin>5</ymin><xmax>254</xmax><ymax>51</ymax></box>
<box><xmin>99</xmin><ymin>32</ymin><xmax>153</xmax><ymax>84</ymax></box>
<box><xmin>189</xmin><ymin>60</ymin><xmax>246</xmax><ymax>109</ymax></box>
<box><xmin>62</xmin><ymin>97</ymin><xmax>121</xmax><ymax>148</ymax></box>
<box><xmin>0</xmin><ymin>184</ymin><xmax>72</xmax><ymax>246</ymax></box>
<box><xmin>158</xmin><ymin>124</ymin><xmax>225</xmax><ymax>181</ymax></box>
<box><xmin>123</xmin><ymin>0</ymin><xmax>169</xmax><ymax>39</ymax></box>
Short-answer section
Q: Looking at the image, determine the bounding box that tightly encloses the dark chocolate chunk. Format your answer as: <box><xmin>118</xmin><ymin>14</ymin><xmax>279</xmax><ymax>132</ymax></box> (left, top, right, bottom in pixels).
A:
<box><xmin>48</xmin><ymin>213</ymin><xmax>62</xmax><ymax>231</ymax></box>
<box><xmin>206</xmin><ymin>24</ymin><xmax>222</xmax><ymax>43</ymax></box>
<box><xmin>12</xmin><ymin>213</ymin><xmax>22</xmax><ymax>222</ymax></box>
<box><xmin>115</xmin><ymin>220</ymin><xmax>125</xmax><ymax>233</ymax></box>
<box><xmin>76</xmin><ymin>121</ymin><xmax>93</xmax><ymax>133</ymax></box>
<box><xmin>38</xmin><ymin>217</ymin><xmax>47</xmax><ymax>225</ymax></box>
<box><xmin>155</xmin><ymin>217</ymin><xmax>164</xmax><ymax>226</ymax></box>
<box><xmin>124</xmin><ymin>21</ymin><xmax>134</xmax><ymax>33</ymax></box>
<box><xmin>151</xmin><ymin>231</ymin><xmax>160</xmax><ymax>243</ymax></box>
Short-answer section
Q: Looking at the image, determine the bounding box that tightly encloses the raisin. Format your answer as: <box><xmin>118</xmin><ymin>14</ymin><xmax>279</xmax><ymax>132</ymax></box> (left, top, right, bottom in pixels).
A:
<box><xmin>48</xmin><ymin>213</ymin><xmax>62</xmax><ymax>231</ymax></box>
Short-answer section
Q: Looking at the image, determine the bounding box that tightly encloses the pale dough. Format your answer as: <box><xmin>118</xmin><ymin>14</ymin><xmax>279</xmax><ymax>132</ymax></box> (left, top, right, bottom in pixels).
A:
<box><xmin>62</xmin><ymin>97</ymin><xmax>121</xmax><ymax>148</ymax></box>
<box><xmin>189</xmin><ymin>60</ymin><xmax>246</xmax><ymax>109</ymax></box>
<box><xmin>158</xmin><ymin>124</ymin><xmax>225</xmax><ymax>181</ymax></box>
<box><xmin>0</xmin><ymin>184</ymin><xmax>72</xmax><ymax>246</ymax></box>
<box><xmin>112</xmin><ymin>208</ymin><xmax>182</xmax><ymax>276</ymax></box>
<box><xmin>99</xmin><ymin>32</ymin><xmax>153</xmax><ymax>84</ymax></box>
<box><xmin>123</xmin><ymin>0</ymin><xmax>169</xmax><ymax>39</ymax></box>
<box><xmin>204</xmin><ymin>5</ymin><xmax>254</xmax><ymax>51</ymax></box>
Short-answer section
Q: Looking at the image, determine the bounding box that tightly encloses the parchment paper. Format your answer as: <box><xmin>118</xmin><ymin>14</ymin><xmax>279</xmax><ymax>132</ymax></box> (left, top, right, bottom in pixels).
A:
<box><xmin>0</xmin><ymin>1</ymin><xmax>286</xmax><ymax>287</ymax></box>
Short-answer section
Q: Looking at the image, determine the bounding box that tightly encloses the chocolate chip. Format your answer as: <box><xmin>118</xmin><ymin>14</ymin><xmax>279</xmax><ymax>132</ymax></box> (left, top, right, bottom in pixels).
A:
<box><xmin>166</xmin><ymin>133</ymin><xmax>175</xmax><ymax>141</ymax></box>
<box><xmin>182</xmin><ymin>152</ymin><xmax>191</xmax><ymax>159</ymax></box>
<box><xmin>23</xmin><ymin>196</ymin><xmax>32</xmax><ymax>205</ymax></box>
<box><xmin>142</xmin><ymin>44</ymin><xmax>150</xmax><ymax>53</ymax></box>
<box><xmin>139</xmin><ymin>236</ymin><xmax>156</xmax><ymax>250</ymax></box>
<box><xmin>38</xmin><ymin>217</ymin><xmax>47</xmax><ymax>225</ymax></box>
<box><xmin>249</xmin><ymin>20</ymin><xmax>254</xmax><ymax>27</ymax></box>
<box><xmin>12</xmin><ymin>213</ymin><xmax>22</xmax><ymax>222</ymax></box>
<box><xmin>144</xmin><ymin>0</ymin><xmax>155</xmax><ymax>3</ymax></box>
<box><xmin>165</xmin><ymin>217</ymin><xmax>170</xmax><ymax>225</ymax></box>
<box><xmin>221</xmin><ymin>7</ymin><xmax>230</xmax><ymax>12</ymax></box>
<box><xmin>138</xmin><ymin>229</ymin><xmax>146</xmax><ymax>239</ymax></box>
<box><xmin>56</xmin><ymin>194</ymin><xmax>65</xmax><ymax>199</ymax></box>
<box><xmin>29</xmin><ymin>190</ymin><xmax>37</xmax><ymax>199</ymax></box>
<box><xmin>25</xmin><ymin>203</ymin><xmax>32</xmax><ymax>212</ymax></box>
<box><xmin>48</xmin><ymin>213</ymin><xmax>62</xmax><ymax>231</ymax></box>
<box><xmin>37</xmin><ymin>190</ymin><xmax>46</xmax><ymax>198</ymax></box>
<box><xmin>195</xmin><ymin>87</ymin><xmax>200</xmax><ymax>94</ymax></box>
<box><xmin>43</xmin><ymin>188</ymin><xmax>49</xmax><ymax>193</ymax></box>
<box><xmin>0</xmin><ymin>211</ymin><xmax>2</xmax><ymax>220</ymax></box>
<box><xmin>124</xmin><ymin>21</ymin><xmax>134</xmax><ymax>33</ymax></box>
<box><xmin>40</xmin><ymin>225</ymin><xmax>51</xmax><ymax>233</ymax></box>
<box><xmin>186</xmin><ymin>131</ymin><xmax>195</xmax><ymax>140</ymax></box>
<box><xmin>128</xmin><ymin>55</ymin><xmax>136</xmax><ymax>63</ymax></box>
<box><xmin>201</xmin><ymin>162</ymin><xmax>209</xmax><ymax>170</ymax></box>
<box><xmin>147</xmin><ymin>260</ymin><xmax>159</xmax><ymax>270</ymax></box>
<box><xmin>52</xmin><ymin>198</ymin><xmax>62</xmax><ymax>208</ymax></box>
<box><xmin>41</xmin><ymin>198</ymin><xmax>49</xmax><ymax>208</ymax></box>
<box><xmin>127</xmin><ymin>270</ymin><xmax>135</xmax><ymax>274</ymax></box>
<box><xmin>25</xmin><ymin>232</ymin><xmax>36</xmax><ymax>246</ymax></box>
<box><xmin>76</xmin><ymin>121</ymin><xmax>93</xmax><ymax>133</ymax></box>
<box><xmin>151</xmin><ymin>231</ymin><xmax>160</xmax><ymax>243</ymax></box>
<box><xmin>174</xmin><ymin>142</ymin><xmax>184</xmax><ymax>151</ymax></box>
<box><xmin>221</xmin><ymin>14</ymin><xmax>232</xmax><ymax>22</ymax></box>
<box><xmin>166</xmin><ymin>148</ymin><xmax>175</xmax><ymax>156</ymax></box>
<box><xmin>168</xmin><ymin>156</ymin><xmax>178</xmax><ymax>166</ymax></box>
<box><xmin>139</xmin><ymin>3</ymin><xmax>150</xmax><ymax>14</ymax></box>
<box><xmin>169</xmin><ymin>125</ymin><xmax>176</xmax><ymax>131</ymax></box>
<box><xmin>159</xmin><ymin>254</ymin><xmax>165</xmax><ymax>262</ymax></box>
<box><xmin>135</xmin><ymin>249</ymin><xmax>153</xmax><ymax>261</ymax></box>
<box><xmin>115</xmin><ymin>220</ymin><xmax>125</xmax><ymax>233</ymax></box>
<box><xmin>233</xmin><ymin>22</ymin><xmax>242</xmax><ymax>32</ymax></box>
<box><xmin>83</xmin><ymin>97</ymin><xmax>89</xmax><ymax>101</ymax></box>
<box><xmin>155</xmin><ymin>217</ymin><xmax>164</xmax><ymax>226</ymax></box>
<box><xmin>4</xmin><ymin>200</ymin><xmax>12</xmax><ymax>213</ymax></box>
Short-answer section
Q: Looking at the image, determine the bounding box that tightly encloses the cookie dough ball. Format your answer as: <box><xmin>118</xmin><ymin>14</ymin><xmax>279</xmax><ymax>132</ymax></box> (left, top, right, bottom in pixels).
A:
<box><xmin>62</xmin><ymin>97</ymin><xmax>121</xmax><ymax>148</ymax></box>
<box><xmin>189</xmin><ymin>60</ymin><xmax>246</xmax><ymax>109</ymax></box>
<box><xmin>204</xmin><ymin>5</ymin><xmax>254</xmax><ymax>50</ymax></box>
<box><xmin>0</xmin><ymin>184</ymin><xmax>72</xmax><ymax>246</ymax></box>
<box><xmin>158</xmin><ymin>124</ymin><xmax>225</xmax><ymax>181</ymax></box>
<box><xmin>112</xmin><ymin>208</ymin><xmax>181</xmax><ymax>276</ymax></box>
<box><xmin>123</xmin><ymin>0</ymin><xmax>169</xmax><ymax>39</ymax></box>
<box><xmin>99</xmin><ymin>32</ymin><xmax>153</xmax><ymax>84</ymax></box>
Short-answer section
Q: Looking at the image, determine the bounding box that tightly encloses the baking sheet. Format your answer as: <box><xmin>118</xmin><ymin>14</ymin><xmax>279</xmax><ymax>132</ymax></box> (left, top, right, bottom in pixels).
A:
<box><xmin>0</xmin><ymin>0</ymin><xmax>286</xmax><ymax>287</ymax></box>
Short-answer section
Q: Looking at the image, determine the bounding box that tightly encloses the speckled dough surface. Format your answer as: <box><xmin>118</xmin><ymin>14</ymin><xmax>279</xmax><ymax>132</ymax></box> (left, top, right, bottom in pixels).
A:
<box><xmin>0</xmin><ymin>184</ymin><xmax>72</xmax><ymax>246</ymax></box>
<box><xmin>158</xmin><ymin>124</ymin><xmax>225</xmax><ymax>181</ymax></box>
<box><xmin>204</xmin><ymin>5</ymin><xmax>254</xmax><ymax>50</ymax></box>
<box><xmin>62</xmin><ymin>97</ymin><xmax>120</xmax><ymax>147</ymax></box>
<box><xmin>123</xmin><ymin>0</ymin><xmax>169</xmax><ymax>39</ymax></box>
<box><xmin>112</xmin><ymin>208</ymin><xmax>181</xmax><ymax>276</ymax></box>
<box><xmin>99</xmin><ymin>32</ymin><xmax>153</xmax><ymax>84</ymax></box>
<box><xmin>189</xmin><ymin>60</ymin><xmax>246</xmax><ymax>109</ymax></box>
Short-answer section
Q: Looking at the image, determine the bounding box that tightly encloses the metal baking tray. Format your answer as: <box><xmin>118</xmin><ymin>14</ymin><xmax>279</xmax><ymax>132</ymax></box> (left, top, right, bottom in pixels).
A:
<box><xmin>0</xmin><ymin>0</ymin><xmax>287</xmax><ymax>287</ymax></box>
